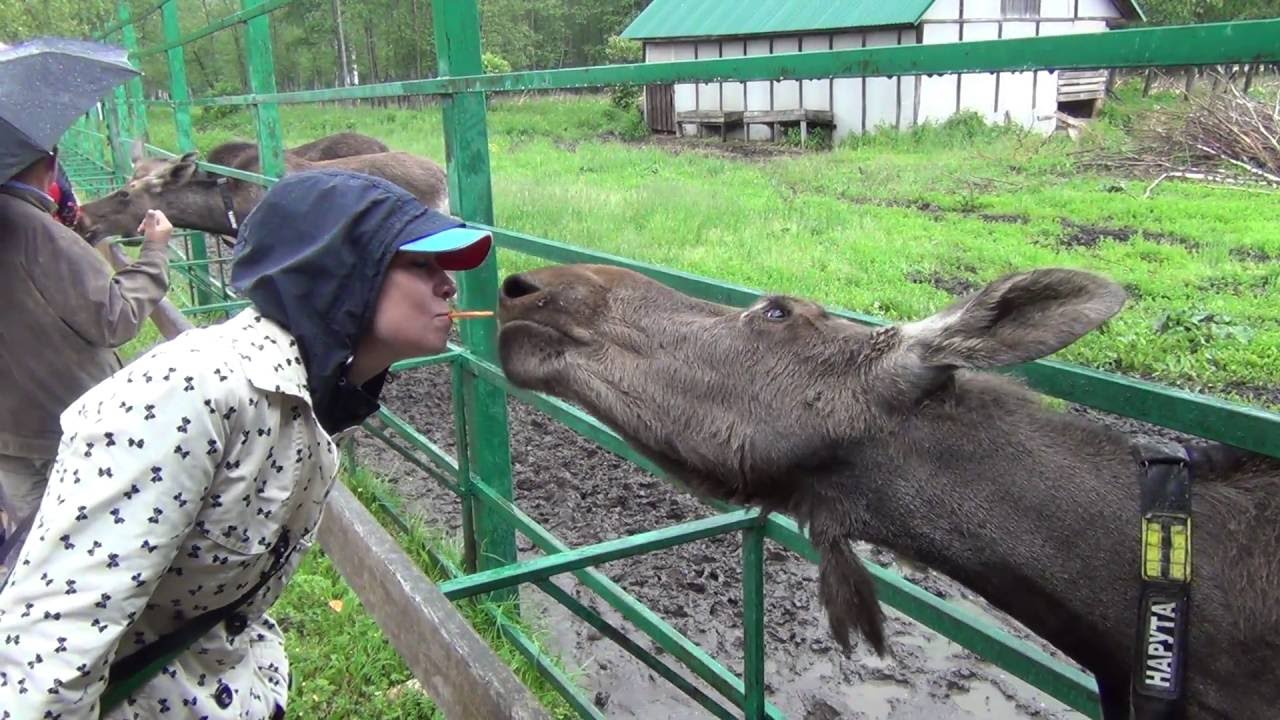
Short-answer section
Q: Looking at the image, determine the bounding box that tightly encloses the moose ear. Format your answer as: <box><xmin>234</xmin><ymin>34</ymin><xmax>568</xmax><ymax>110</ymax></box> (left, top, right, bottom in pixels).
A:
<box><xmin>165</xmin><ymin>154</ymin><xmax>200</xmax><ymax>186</ymax></box>
<box><xmin>899</xmin><ymin>268</ymin><xmax>1126</xmax><ymax>371</ymax></box>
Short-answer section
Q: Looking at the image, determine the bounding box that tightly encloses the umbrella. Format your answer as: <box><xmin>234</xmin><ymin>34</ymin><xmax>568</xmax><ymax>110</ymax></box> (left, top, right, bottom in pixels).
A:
<box><xmin>0</xmin><ymin>37</ymin><xmax>140</xmax><ymax>182</ymax></box>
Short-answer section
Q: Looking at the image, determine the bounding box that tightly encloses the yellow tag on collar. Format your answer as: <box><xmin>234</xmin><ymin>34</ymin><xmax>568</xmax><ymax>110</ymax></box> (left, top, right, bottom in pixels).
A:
<box><xmin>1142</xmin><ymin>513</ymin><xmax>1191</xmax><ymax>583</ymax></box>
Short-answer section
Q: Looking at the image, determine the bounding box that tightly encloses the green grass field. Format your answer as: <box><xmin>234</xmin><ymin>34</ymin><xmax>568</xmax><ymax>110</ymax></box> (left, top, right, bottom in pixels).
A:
<box><xmin>139</xmin><ymin>81</ymin><xmax>1280</xmax><ymax>407</ymax></box>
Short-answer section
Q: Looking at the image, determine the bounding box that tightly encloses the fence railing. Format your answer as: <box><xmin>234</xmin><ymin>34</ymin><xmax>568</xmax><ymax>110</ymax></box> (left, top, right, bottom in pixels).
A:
<box><xmin>66</xmin><ymin>2</ymin><xmax>1280</xmax><ymax>717</ymax></box>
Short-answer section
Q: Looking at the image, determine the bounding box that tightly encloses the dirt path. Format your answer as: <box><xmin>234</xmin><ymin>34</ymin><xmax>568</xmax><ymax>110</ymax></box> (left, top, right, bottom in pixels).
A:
<box><xmin>350</xmin><ymin>364</ymin><xmax>1166</xmax><ymax>719</ymax></box>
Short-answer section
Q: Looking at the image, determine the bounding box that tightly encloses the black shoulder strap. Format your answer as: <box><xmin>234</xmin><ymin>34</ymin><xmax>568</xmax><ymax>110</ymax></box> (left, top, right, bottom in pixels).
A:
<box><xmin>1129</xmin><ymin>439</ymin><xmax>1192</xmax><ymax>720</ymax></box>
<box><xmin>99</xmin><ymin>528</ymin><xmax>295</xmax><ymax>715</ymax></box>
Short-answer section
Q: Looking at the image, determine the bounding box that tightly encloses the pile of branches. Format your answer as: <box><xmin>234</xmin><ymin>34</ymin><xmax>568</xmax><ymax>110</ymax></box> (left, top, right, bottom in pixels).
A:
<box><xmin>1081</xmin><ymin>83</ymin><xmax>1280</xmax><ymax>194</ymax></box>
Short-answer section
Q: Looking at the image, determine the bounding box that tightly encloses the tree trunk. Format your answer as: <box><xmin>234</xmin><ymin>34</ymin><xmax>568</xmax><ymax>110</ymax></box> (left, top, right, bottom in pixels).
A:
<box><xmin>412</xmin><ymin>0</ymin><xmax>423</xmax><ymax>79</ymax></box>
<box><xmin>332</xmin><ymin>0</ymin><xmax>351</xmax><ymax>86</ymax></box>
<box><xmin>364</xmin><ymin>20</ymin><xmax>379</xmax><ymax>84</ymax></box>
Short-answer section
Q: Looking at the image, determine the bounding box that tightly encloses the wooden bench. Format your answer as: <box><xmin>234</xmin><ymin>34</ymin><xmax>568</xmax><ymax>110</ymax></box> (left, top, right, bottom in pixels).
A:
<box><xmin>743</xmin><ymin>109</ymin><xmax>835</xmax><ymax>147</ymax></box>
<box><xmin>674</xmin><ymin>110</ymin><xmax>744</xmax><ymax>140</ymax></box>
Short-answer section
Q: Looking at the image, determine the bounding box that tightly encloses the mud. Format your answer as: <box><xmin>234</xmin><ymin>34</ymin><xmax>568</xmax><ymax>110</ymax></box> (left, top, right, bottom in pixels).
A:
<box><xmin>1229</xmin><ymin>247</ymin><xmax>1274</xmax><ymax>263</ymax></box>
<box><xmin>623</xmin><ymin>134</ymin><xmax>810</xmax><ymax>161</ymax></box>
<box><xmin>356</xmin><ymin>365</ymin><xmax>1098</xmax><ymax>719</ymax></box>
<box><xmin>906</xmin><ymin>271</ymin><xmax>979</xmax><ymax>298</ymax></box>
<box><xmin>1056</xmin><ymin>220</ymin><xmax>1198</xmax><ymax>251</ymax></box>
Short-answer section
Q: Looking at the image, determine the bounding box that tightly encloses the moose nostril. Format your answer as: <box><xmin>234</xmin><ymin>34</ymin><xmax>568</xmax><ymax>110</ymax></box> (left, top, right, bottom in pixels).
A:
<box><xmin>501</xmin><ymin>273</ymin><xmax>542</xmax><ymax>300</ymax></box>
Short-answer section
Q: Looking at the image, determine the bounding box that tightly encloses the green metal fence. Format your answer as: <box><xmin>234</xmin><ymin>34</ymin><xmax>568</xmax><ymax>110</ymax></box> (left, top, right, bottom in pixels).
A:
<box><xmin>61</xmin><ymin>3</ymin><xmax>1280</xmax><ymax>718</ymax></box>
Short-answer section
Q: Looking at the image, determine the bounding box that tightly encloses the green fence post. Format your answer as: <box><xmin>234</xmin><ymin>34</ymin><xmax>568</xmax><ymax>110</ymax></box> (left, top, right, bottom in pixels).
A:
<box><xmin>105</xmin><ymin>88</ymin><xmax>131</xmax><ymax>183</ymax></box>
<box><xmin>432</xmin><ymin>0</ymin><xmax>519</xmax><ymax>601</ymax></box>
<box><xmin>162</xmin><ymin>0</ymin><xmax>214</xmax><ymax>306</ymax></box>
<box><xmin>118</xmin><ymin>1</ymin><xmax>148</xmax><ymax>146</ymax></box>
<box><xmin>239</xmin><ymin>0</ymin><xmax>287</xmax><ymax>180</ymax></box>
<box><xmin>742</xmin><ymin>524</ymin><xmax>766</xmax><ymax>719</ymax></box>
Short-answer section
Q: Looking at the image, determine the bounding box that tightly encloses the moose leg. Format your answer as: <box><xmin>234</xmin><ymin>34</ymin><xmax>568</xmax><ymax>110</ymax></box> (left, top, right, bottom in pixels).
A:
<box><xmin>102</xmin><ymin>242</ymin><xmax>195</xmax><ymax>340</ymax></box>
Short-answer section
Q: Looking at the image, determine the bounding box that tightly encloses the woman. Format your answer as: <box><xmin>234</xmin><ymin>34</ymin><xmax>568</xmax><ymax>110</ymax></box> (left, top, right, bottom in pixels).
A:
<box><xmin>0</xmin><ymin>169</ymin><xmax>493</xmax><ymax>719</ymax></box>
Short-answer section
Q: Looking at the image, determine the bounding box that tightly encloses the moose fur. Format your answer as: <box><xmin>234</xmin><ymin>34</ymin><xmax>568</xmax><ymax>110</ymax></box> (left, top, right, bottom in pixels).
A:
<box><xmin>493</xmin><ymin>263</ymin><xmax>1280</xmax><ymax>719</ymax></box>
<box><xmin>127</xmin><ymin>132</ymin><xmax>389</xmax><ymax>181</ymax></box>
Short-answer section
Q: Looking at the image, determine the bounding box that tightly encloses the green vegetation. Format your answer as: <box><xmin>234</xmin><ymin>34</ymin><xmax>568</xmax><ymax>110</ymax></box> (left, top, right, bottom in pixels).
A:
<box><xmin>139</xmin><ymin>85</ymin><xmax>1280</xmax><ymax>406</ymax></box>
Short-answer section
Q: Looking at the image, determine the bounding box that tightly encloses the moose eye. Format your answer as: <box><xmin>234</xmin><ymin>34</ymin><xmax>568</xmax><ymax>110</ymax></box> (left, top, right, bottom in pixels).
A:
<box><xmin>762</xmin><ymin>304</ymin><xmax>789</xmax><ymax>321</ymax></box>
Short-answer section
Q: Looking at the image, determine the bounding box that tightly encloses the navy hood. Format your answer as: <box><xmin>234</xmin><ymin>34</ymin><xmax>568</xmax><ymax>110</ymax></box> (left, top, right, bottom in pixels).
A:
<box><xmin>229</xmin><ymin>169</ymin><xmax>485</xmax><ymax>435</ymax></box>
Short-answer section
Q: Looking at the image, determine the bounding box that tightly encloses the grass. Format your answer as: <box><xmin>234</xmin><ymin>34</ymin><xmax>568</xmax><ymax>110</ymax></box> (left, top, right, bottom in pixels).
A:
<box><xmin>135</xmin><ymin>82</ymin><xmax>1280</xmax><ymax>405</ymax></box>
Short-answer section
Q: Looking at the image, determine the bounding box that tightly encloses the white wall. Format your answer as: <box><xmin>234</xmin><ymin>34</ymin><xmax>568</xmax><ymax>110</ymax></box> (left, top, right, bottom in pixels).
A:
<box><xmin>669</xmin><ymin>42</ymin><xmax>697</xmax><ymax>135</ymax></box>
<box><xmin>744</xmin><ymin>38</ymin><xmax>772</xmax><ymax>140</ymax></box>
<box><xmin>642</xmin><ymin>0</ymin><xmax>1130</xmax><ymax>139</ymax></box>
<box><xmin>830</xmin><ymin>32</ymin><xmax>865</xmax><ymax>140</ymax></box>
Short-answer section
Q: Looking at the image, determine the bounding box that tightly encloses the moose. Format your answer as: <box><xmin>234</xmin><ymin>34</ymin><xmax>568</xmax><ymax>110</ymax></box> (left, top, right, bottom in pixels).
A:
<box><xmin>126</xmin><ymin>132</ymin><xmax>390</xmax><ymax>181</ymax></box>
<box><xmin>494</xmin><ymin>263</ymin><xmax>1279</xmax><ymax>719</ymax></box>
<box><xmin>78</xmin><ymin>144</ymin><xmax>448</xmax><ymax>243</ymax></box>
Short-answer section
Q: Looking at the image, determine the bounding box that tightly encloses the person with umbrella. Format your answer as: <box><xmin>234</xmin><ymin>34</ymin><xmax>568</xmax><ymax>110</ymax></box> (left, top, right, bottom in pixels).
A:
<box><xmin>0</xmin><ymin>168</ymin><xmax>494</xmax><ymax>719</ymax></box>
<box><xmin>0</xmin><ymin>38</ymin><xmax>176</xmax><ymax>537</ymax></box>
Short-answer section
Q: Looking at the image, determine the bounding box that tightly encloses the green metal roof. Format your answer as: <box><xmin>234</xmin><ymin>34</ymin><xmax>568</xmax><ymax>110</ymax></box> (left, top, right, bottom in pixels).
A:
<box><xmin>620</xmin><ymin>0</ymin><xmax>936</xmax><ymax>41</ymax></box>
<box><xmin>620</xmin><ymin>0</ymin><xmax>1145</xmax><ymax>41</ymax></box>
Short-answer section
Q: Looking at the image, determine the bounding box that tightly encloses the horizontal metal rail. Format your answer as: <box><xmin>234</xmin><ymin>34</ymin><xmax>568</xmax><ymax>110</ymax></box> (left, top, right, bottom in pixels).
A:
<box><xmin>191</xmin><ymin>19</ymin><xmax>1280</xmax><ymax>106</ymax></box>
<box><xmin>133</xmin><ymin>0</ymin><xmax>294</xmax><ymax>60</ymax></box>
<box><xmin>489</xmin><ymin>226</ymin><xmax>1280</xmax><ymax>461</ymax></box>
<box><xmin>132</xmin><ymin>141</ymin><xmax>278</xmax><ymax>186</ymax></box>
<box><xmin>438</xmin><ymin>509</ymin><xmax>761</xmax><ymax>601</ymax></box>
<box><xmin>94</xmin><ymin>0</ymin><xmax>169</xmax><ymax>39</ymax></box>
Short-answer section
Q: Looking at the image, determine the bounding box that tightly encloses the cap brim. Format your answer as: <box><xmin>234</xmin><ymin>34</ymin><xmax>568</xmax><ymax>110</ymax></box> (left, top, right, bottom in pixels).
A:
<box><xmin>399</xmin><ymin>227</ymin><xmax>493</xmax><ymax>271</ymax></box>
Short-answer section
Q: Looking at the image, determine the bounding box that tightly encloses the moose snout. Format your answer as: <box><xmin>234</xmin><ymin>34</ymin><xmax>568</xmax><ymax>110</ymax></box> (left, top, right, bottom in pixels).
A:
<box><xmin>500</xmin><ymin>273</ymin><xmax>543</xmax><ymax>301</ymax></box>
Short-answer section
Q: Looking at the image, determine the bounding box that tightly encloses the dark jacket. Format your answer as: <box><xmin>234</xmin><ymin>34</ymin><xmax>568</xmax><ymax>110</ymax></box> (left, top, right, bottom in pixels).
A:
<box><xmin>0</xmin><ymin>183</ymin><xmax>170</xmax><ymax>458</ymax></box>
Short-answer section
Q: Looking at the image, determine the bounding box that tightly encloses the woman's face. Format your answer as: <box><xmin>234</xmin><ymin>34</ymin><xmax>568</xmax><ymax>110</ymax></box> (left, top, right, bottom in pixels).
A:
<box><xmin>365</xmin><ymin>252</ymin><xmax>458</xmax><ymax>361</ymax></box>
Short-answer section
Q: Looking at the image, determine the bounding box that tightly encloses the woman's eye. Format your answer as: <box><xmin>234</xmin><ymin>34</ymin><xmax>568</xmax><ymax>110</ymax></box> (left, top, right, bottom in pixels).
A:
<box><xmin>763</xmin><ymin>305</ymin><xmax>789</xmax><ymax>321</ymax></box>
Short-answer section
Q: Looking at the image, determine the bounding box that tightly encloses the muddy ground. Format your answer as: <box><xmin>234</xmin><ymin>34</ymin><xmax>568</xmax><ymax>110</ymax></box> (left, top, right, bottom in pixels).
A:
<box><xmin>350</xmin><ymin>359</ymin><xmax>1212</xmax><ymax>719</ymax></box>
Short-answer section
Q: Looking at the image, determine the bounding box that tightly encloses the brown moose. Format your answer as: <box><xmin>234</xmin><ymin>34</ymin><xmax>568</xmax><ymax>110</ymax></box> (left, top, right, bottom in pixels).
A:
<box><xmin>494</xmin><ymin>263</ymin><xmax>1279</xmax><ymax>719</ymax></box>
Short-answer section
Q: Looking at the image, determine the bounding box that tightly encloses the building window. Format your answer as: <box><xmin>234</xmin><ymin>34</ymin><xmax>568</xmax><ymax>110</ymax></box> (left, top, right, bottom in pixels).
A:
<box><xmin>1002</xmin><ymin>0</ymin><xmax>1042</xmax><ymax>17</ymax></box>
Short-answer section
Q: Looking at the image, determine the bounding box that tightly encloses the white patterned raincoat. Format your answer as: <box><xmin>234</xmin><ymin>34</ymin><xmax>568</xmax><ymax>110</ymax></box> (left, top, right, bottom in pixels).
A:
<box><xmin>0</xmin><ymin>308</ymin><xmax>344</xmax><ymax>719</ymax></box>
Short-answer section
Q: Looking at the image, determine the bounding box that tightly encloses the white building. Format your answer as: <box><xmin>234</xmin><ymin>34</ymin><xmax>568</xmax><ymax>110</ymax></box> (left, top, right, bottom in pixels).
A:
<box><xmin>621</xmin><ymin>0</ymin><xmax>1145</xmax><ymax>141</ymax></box>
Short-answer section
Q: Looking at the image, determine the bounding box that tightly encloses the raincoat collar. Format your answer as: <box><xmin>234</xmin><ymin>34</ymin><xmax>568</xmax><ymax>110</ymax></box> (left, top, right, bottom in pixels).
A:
<box><xmin>0</xmin><ymin>179</ymin><xmax>55</xmax><ymax>213</ymax></box>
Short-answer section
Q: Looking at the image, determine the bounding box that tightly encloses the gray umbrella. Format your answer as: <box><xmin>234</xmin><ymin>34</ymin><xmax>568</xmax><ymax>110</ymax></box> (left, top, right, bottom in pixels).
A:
<box><xmin>0</xmin><ymin>37</ymin><xmax>140</xmax><ymax>183</ymax></box>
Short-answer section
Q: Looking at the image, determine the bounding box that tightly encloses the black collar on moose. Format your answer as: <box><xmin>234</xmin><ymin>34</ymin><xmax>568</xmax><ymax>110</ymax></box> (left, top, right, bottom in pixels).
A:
<box><xmin>214</xmin><ymin>175</ymin><xmax>239</xmax><ymax>232</ymax></box>
<box><xmin>188</xmin><ymin>173</ymin><xmax>240</xmax><ymax>233</ymax></box>
<box><xmin>1129</xmin><ymin>438</ymin><xmax>1193</xmax><ymax>719</ymax></box>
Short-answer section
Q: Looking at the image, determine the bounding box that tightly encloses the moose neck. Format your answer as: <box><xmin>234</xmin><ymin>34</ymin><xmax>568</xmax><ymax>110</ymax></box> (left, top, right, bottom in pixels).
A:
<box><xmin>160</xmin><ymin>183</ymin><xmax>246</xmax><ymax>236</ymax></box>
<box><xmin>842</xmin><ymin>372</ymin><xmax>1142</xmax><ymax>684</ymax></box>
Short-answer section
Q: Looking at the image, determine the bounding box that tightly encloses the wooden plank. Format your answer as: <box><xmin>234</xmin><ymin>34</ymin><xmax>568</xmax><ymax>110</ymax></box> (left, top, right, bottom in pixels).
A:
<box><xmin>1058</xmin><ymin>89</ymin><xmax>1107</xmax><ymax>100</ymax></box>
<box><xmin>318</xmin><ymin>481</ymin><xmax>551</xmax><ymax>720</ymax></box>
<box><xmin>676</xmin><ymin>110</ymin><xmax>744</xmax><ymax>122</ymax></box>
<box><xmin>743</xmin><ymin>109</ymin><xmax>833</xmax><ymax>123</ymax></box>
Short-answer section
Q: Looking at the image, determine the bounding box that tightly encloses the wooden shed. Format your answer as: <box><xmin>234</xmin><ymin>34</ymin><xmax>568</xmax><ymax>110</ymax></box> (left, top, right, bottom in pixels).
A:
<box><xmin>621</xmin><ymin>0</ymin><xmax>1145</xmax><ymax>141</ymax></box>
